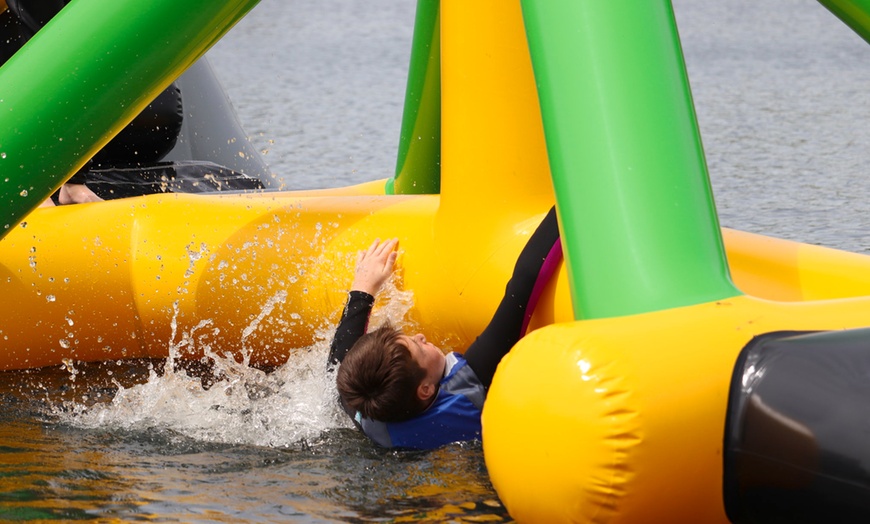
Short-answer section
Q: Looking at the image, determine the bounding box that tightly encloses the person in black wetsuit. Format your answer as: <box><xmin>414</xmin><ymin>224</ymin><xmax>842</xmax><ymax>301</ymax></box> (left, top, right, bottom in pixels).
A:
<box><xmin>1</xmin><ymin>0</ymin><xmax>184</xmax><ymax>205</ymax></box>
<box><xmin>328</xmin><ymin>206</ymin><xmax>562</xmax><ymax>449</ymax></box>
<box><xmin>52</xmin><ymin>82</ymin><xmax>183</xmax><ymax>205</ymax></box>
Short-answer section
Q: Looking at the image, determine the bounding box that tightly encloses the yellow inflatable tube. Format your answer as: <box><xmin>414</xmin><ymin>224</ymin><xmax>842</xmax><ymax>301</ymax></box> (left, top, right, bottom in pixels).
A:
<box><xmin>724</xmin><ymin>227</ymin><xmax>870</xmax><ymax>302</ymax></box>
<box><xmin>7</xmin><ymin>189</ymin><xmax>870</xmax><ymax>373</ymax></box>
<box><xmin>484</xmin><ymin>294</ymin><xmax>870</xmax><ymax>523</ymax></box>
<box><xmin>0</xmin><ymin>189</ymin><xmax>560</xmax><ymax>371</ymax></box>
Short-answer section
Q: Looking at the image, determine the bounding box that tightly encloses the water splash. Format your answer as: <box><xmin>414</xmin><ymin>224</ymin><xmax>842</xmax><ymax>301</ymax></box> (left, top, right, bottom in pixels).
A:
<box><xmin>239</xmin><ymin>290</ymin><xmax>287</xmax><ymax>364</ymax></box>
<box><xmin>61</xmin><ymin>342</ymin><xmax>348</xmax><ymax>447</ymax></box>
<box><xmin>183</xmin><ymin>242</ymin><xmax>209</xmax><ymax>279</ymax></box>
<box><xmin>55</xmin><ymin>280</ymin><xmax>416</xmax><ymax>449</ymax></box>
<box><xmin>58</xmin><ymin>312</ymin><xmax>348</xmax><ymax>447</ymax></box>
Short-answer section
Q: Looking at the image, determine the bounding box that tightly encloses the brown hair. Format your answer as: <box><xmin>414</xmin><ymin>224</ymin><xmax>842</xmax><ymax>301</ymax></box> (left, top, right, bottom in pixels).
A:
<box><xmin>336</xmin><ymin>324</ymin><xmax>429</xmax><ymax>422</ymax></box>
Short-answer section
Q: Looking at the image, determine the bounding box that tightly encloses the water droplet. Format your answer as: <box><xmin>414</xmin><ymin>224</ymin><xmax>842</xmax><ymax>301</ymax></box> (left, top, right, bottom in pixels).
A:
<box><xmin>59</xmin><ymin>339</ymin><xmax>70</xmax><ymax>349</ymax></box>
<box><xmin>19</xmin><ymin>189</ymin><xmax>27</xmax><ymax>197</ymax></box>
<box><xmin>46</xmin><ymin>295</ymin><xmax>56</xmax><ymax>302</ymax></box>
<box><xmin>0</xmin><ymin>152</ymin><xmax>6</xmax><ymax>159</ymax></box>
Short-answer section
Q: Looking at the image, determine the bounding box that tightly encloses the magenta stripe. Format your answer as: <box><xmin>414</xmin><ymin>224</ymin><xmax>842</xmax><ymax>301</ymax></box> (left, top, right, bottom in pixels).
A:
<box><xmin>521</xmin><ymin>240</ymin><xmax>563</xmax><ymax>337</ymax></box>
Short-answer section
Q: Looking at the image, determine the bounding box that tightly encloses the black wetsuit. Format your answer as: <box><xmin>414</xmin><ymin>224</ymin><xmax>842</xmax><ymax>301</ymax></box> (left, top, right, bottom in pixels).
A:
<box><xmin>0</xmin><ymin>0</ymin><xmax>184</xmax><ymax>186</ymax></box>
<box><xmin>328</xmin><ymin>207</ymin><xmax>562</xmax><ymax>448</ymax></box>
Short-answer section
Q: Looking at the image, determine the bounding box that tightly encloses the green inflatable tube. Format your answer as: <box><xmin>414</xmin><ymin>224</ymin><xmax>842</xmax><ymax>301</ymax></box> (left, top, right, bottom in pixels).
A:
<box><xmin>0</xmin><ymin>0</ymin><xmax>260</xmax><ymax>237</ymax></box>
<box><xmin>521</xmin><ymin>0</ymin><xmax>740</xmax><ymax>320</ymax></box>
<box><xmin>818</xmin><ymin>0</ymin><xmax>870</xmax><ymax>45</ymax></box>
<box><xmin>388</xmin><ymin>0</ymin><xmax>440</xmax><ymax>195</ymax></box>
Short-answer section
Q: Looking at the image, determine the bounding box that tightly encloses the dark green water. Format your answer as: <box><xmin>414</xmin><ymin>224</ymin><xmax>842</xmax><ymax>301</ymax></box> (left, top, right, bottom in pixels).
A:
<box><xmin>1</xmin><ymin>359</ymin><xmax>507</xmax><ymax>522</ymax></box>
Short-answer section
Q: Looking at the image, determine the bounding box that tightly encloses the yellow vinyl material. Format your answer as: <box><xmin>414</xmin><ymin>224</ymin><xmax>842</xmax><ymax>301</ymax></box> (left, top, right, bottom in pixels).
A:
<box><xmin>485</xmin><ymin>294</ymin><xmax>870</xmax><ymax>523</ymax></box>
<box><xmin>0</xmin><ymin>190</ymin><xmax>565</xmax><ymax>371</ymax></box>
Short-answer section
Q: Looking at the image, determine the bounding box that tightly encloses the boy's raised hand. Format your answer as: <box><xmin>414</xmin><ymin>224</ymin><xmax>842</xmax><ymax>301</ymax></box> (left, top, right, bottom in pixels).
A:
<box><xmin>351</xmin><ymin>238</ymin><xmax>399</xmax><ymax>296</ymax></box>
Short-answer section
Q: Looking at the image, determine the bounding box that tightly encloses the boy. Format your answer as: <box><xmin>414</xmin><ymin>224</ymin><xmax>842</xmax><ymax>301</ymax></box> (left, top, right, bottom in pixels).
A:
<box><xmin>328</xmin><ymin>207</ymin><xmax>561</xmax><ymax>449</ymax></box>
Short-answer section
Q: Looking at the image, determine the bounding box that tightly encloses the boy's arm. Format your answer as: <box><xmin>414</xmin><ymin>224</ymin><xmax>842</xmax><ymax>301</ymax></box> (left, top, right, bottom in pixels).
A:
<box><xmin>327</xmin><ymin>291</ymin><xmax>375</xmax><ymax>369</ymax></box>
<box><xmin>327</xmin><ymin>238</ymin><xmax>398</xmax><ymax>369</ymax></box>
<box><xmin>463</xmin><ymin>207</ymin><xmax>561</xmax><ymax>388</ymax></box>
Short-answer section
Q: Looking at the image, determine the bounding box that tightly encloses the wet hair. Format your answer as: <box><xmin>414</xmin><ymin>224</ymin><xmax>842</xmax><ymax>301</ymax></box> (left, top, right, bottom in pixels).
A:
<box><xmin>336</xmin><ymin>324</ymin><xmax>429</xmax><ymax>422</ymax></box>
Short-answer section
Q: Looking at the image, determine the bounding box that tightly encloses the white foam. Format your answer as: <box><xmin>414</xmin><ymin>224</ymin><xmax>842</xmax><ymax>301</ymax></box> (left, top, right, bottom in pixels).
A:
<box><xmin>58</xmin><ymin>280</ymin><xmax>415</xmax><ymax>448</ymax></box>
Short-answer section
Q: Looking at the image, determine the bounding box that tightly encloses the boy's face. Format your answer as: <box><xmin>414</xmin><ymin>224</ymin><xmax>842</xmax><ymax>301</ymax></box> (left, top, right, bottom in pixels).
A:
<box><xmin>401</xmin><ymin>333</ymin><xmax>446</xmax><ymax>385</ymax></box>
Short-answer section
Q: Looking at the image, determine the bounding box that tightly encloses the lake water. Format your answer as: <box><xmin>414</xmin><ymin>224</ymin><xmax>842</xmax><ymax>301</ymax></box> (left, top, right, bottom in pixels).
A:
<box><xmin>3</xmin><ymin>0</ymin><xmax>870</xmax><ymax>522</ymax></box>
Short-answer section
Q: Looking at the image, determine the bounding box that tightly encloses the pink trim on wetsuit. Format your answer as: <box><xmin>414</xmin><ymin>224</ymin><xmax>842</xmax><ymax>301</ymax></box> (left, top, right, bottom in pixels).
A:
<box><xmin>520</xmin><ymin>240</ymin><xmax>563</xmax><ymax>337</ymax></box>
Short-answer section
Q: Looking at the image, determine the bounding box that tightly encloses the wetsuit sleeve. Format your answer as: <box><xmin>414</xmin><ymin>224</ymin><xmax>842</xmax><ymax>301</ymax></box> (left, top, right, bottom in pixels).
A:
<box><xmin>327</xmin><ymin>290</ymin><xmax>375</xmax><ymax>370</ymax></box>
<box><xmin>463</xmin><ymin>206</ymin><xmax>561</xmax><ymax>389</ymax></box>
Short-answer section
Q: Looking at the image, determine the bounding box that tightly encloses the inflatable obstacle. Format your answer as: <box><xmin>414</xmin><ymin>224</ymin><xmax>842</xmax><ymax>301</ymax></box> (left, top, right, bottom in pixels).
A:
<box><xmin>3</xmin><ymin>0</ymin><xmax>870</xmax><ymax>522</ymax></box>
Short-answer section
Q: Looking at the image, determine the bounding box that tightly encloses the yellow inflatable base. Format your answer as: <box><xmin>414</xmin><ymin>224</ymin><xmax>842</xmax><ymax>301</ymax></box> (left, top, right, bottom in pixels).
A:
<box><xmin>485</xmin><ymin>294</ymin><xmax>870</xmax><ymax>523</ymax></box>
<box><xmin>5</xmin><ymin>188</ymin><xmax>870</xmax><ymax>523</ymax></box>
<box><xmin>0</xmin><ymin>188</ymin><xmax>559</xmax><ymax>371</ymax></box>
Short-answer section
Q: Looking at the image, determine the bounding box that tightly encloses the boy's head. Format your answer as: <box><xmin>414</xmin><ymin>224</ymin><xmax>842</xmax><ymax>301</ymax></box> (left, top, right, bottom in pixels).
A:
<box><xmin>336</xmin><ymin>324</ymin><xmax>444</xmax><ymax>422</ymax></box>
